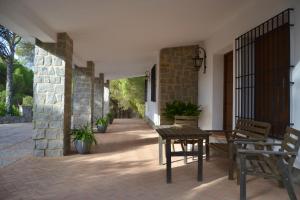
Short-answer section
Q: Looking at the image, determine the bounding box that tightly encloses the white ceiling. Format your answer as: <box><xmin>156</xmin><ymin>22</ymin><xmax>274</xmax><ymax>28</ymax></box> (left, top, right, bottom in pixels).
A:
<box><xmin>0</xmin><ymin>0</ymin><xmax>250</xmax><ymax>80</ymax></box>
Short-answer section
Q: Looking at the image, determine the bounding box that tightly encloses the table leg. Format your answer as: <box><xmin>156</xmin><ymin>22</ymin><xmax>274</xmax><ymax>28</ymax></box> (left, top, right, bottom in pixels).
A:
<box><xmin>206</xmin><ymin>137</ymin><xmax>210</xmax><ymax>161</ymax></box>
<box><xmin>166</xmin><ymin>138</ymin><xmax>172</xmax><ymax>183</ymax></box>
<box><xmin>184</xmin><ymin>140</ymin><xmax>187</xmax><ymax>164</ymax></box>
<box><xmin>158</xmin><ymin>136</ymin><xmax>163</xmax><ymax>165</ymax></box>
<box><xmin>198</xmin><ymin>138</ymin><xmax>203</xmax><ymax>181</ymax></box>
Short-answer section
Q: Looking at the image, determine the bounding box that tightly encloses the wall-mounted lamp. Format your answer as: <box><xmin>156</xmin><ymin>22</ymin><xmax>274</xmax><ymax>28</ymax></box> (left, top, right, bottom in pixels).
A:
<box><xmin>145</xmin><ymin>70</ymin><xmax>150</xmax><ymax>80</ymax></box>
<box><xmin>193</xmin><ymin>46</ymin><xmax>206</xmax><ymax>73</ymax></box>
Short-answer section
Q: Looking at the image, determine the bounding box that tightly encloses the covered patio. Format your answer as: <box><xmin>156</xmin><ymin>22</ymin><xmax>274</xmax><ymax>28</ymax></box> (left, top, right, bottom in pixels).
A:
<box><xmin>1</xmin><ymin>0</ymin><xmax>300</xmax><ymax>199</ymax></box>
<box><xmin>0</xmin><ymin>119</ymin><xmax>299</xmax><ymax>200</ymax></box>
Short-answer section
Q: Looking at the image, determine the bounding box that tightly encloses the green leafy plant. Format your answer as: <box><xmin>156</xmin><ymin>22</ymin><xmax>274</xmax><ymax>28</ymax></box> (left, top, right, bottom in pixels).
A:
<box><xmin>106</xmin><ymin>112</ymin><xmax>113</xmax><ymax>120</ymax></box>
<box><xmin>96</xmin><ymin>117</ymin><xmax>108</xmax><ymax>126</ymax></box>
<box><xmin>22</xmin><ymin>96</ymin><xmax>33</xmax><ymax>106</ymax></box>
<box><xmin>71</xmin><ymin>125</ymin><xmax>97</xmax><ymax>145</ymax></box>
<box><xmin>163</xmin><ymin>100</ymin><xmax>202</xmax><ymax>120</ymax></box>
<box><xmin>0</xmin><ymin>102</ymin><xmax>5</xmax><ymax>116</ymax></box>
<box><xmin>10</xmin><ymin>105</ymin><xmax>20</xmax><ymax>116</ymax></box>
<box><xmin>0</xmin><ymin>90</ymin><xmax>5</xmax><ymax>103</ymax></box>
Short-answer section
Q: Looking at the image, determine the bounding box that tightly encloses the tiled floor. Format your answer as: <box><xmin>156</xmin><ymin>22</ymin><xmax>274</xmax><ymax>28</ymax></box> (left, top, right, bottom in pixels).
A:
<box><xmin>0</xmin><ymin>123</ymin><xmax>33</xmax><ymax>167</ymax></box>
<box><xmin>0</xmin><ymin>119</ymin><xmax>299</xmax><ymax>200</ymax></box>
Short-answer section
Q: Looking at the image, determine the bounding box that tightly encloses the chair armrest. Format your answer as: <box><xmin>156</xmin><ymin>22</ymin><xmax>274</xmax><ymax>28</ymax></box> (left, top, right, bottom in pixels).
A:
<box><xmin>205</xmin><ymin>130</ymin><xmax>234</xmax><ymax>133</ymax></box>
<box><xmin>237</xmin><ymin>149</ymin><xmax>297</xmax><ymax>156</ymax></box>
<box><xmin>230</xmin><ymin>138</ymin><xmax>267</xmax><ymax>143</ymax></box>
<box><xmin>234</xmin><ymin>141</ymin><xmax>282</xmax><ymax>146</ymax></box>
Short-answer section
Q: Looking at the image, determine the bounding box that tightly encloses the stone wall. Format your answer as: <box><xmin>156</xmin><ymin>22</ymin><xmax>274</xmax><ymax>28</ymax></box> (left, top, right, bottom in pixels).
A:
<box><xmin>72</xmin><ymin>62</ymin><xmax>95</xmax><ymax>129</ymax></box>
<box><xmin>0</xmin><ymin>106</ymin><xmax>32</xmax><ymax>124</ymax></box>
<box><xmin>93</xmin><ymin>73</ymin><xmax>104</xmax><ymax>121</ymax></box>
<box><xmin>159</xmin><ymin>45</ymin><xmax>198</xmax><ymax>125</ymax></box>
<box><xmin>32</xmin><ymin>33</ymin><xmax>73</xmax><ymax>157</ymax></box>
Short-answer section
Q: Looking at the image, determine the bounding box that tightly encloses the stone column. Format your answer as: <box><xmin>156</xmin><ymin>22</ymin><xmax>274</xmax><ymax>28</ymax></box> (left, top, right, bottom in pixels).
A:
<box><xmin>33</xmin><ymin>33</ymin><xmax>73</xmax><ymax>157</ymax></box>
<box><xmin>72</xmin><ymin>61</ymin><xmax>95</xmax><ymax>129</ymax></box>
<box><xmin>93</xmin><ymin>73</ymin><xmax>104</xmax><ymax>121</ymax></box>
<box><xmin>159</xmin><ymin>45</ymin><xmax>198</xmax><ymax>125</ymax></box>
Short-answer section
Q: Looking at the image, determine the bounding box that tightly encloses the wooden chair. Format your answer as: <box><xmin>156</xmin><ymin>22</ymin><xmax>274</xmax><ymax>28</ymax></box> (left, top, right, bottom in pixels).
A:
<box><xmin>236</xmin><ymin>127</ymin><xmax>300</xmax><ymax>200</ymax></box>
<box><xmin>207</xmin><ymin>119</ymin><xmax>271</xmax><ymax>179</ymax></box>
<box><xmin>173</xmin><ymin>116</ymin><xmax>209</xmax><ymax>163</ymax></box>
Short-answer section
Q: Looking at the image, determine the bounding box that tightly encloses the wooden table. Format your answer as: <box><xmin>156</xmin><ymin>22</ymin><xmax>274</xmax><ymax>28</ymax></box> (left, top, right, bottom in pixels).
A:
<box><xmin>156</xmin><ymin>126</ymin><xmax>211</xmax><ymax>183</ymax></box>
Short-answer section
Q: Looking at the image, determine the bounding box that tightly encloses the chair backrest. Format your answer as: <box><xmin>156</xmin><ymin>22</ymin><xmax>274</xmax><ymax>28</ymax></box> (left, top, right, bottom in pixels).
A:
<box><xmin>281</xmin><ymin>127</ymin><xmax>300</xmax><ymax>166</ymax></box>
<box><xmin>233</xmin><ymin>119</ymin><xmax>271</xmax><ymax>140</ymax></box>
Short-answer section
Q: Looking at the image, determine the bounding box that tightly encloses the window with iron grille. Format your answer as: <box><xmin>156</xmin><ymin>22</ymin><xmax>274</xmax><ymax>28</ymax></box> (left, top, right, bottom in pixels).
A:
<box><xmin>235</xmin><ymin>8</ymin><xmax>293</xmax><ymax>138</ymax></box>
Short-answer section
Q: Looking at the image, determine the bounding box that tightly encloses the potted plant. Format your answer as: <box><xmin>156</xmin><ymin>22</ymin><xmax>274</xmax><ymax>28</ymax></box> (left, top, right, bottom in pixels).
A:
<box><xmin>96</xmin><ymin>116</ymin><xmax>108</xmax><ymax>133</ymax></box>
<box><xmin>107</xmin><ymin>112</ymin><xmax>114</xmax><ymax>124</ymax></box>
<box><xmin>71</xmin><ymin>125</ymin><xmax>97</xmax><ymax>154</ymax></box>
<box><xmin>163</xmin><ymin>100</ymin><xmax>202</xmax><ymax>127</ymax></box>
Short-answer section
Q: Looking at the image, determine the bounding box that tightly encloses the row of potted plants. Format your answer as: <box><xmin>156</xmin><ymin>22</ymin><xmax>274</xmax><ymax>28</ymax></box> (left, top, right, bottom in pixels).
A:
<box><xmin>71</xmin><ymin>112</ymin><xmax>114</xmax><ymax>154</ymax></box>
<box><xmin>95</xmin><ymin>112</ymin><xmax>114</xmax><ymax>133</ymax></box>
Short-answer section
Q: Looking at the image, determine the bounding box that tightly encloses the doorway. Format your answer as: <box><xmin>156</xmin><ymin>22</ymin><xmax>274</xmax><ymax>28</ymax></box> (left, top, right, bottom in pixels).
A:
<box><xmin>223</xmin><ymin>51</ymin><xmax>233</xmax><ymax>130</ymax></box>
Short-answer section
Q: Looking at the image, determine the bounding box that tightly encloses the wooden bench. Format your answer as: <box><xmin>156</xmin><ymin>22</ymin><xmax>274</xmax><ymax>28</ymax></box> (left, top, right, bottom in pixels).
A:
<box><xmin>206</xmin><ymin>119</ymin><xmax>271</xmax><ymax>180</ymax></box>
<box><xmin>237</xmin><ymin>127</ymin><xmax>300</xmax><ymax>200</ymax></box>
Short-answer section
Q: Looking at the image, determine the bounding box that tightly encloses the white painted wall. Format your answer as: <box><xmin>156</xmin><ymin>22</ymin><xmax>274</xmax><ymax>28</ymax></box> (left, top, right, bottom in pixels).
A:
<box><xmin>103</xmin><ymin>85</ymin><xmax>110</xmax><ymax>117</ymax></box>
<box><xmin>145</xmin><ymin>57</ymin><xmax>160</xmax><ymax>126</ymax></box>
<box><xmin>198</xmin><ymin>0</ymin><xmax>300</xmax><ymax>167</ymax></box>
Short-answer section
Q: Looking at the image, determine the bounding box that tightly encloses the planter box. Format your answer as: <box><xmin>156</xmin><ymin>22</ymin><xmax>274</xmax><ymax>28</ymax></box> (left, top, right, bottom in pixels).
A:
<box><xmin>174</xmin><ymin>116</ymin><xmax>198</xmax><ymax>127</ymax></box>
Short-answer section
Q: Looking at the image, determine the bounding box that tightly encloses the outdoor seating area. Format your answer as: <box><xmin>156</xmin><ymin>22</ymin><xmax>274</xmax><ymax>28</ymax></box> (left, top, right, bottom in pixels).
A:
<box><xmin>1</xmin><ymin>0</ymin><xmax>300</xmax><ymax>200</ymax></box>
<box><xmin>0</xmin><ymin>119</ymin><xmax>299</xmax><ymax>200</ymax></box>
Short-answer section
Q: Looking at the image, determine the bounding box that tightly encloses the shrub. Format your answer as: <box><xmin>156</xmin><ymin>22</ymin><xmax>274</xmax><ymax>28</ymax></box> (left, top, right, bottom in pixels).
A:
<box><xmin>0</xmin><ymin>102</ymin><xmax>5</xmax><ymax>116</ymax></box>
<box><xmin>106</xmin><ymin>112</ymin><xmax>113</xmax><ymax>120</ymax></box>
<box><xmin>71</xmin><ymin>125</ymin><xmax>97</xmax><ymax>145</ymax></box>
<box><xmin>163</xmin><ymin>100</ymin><xmax>202</xmax><ymax>120</ymax></box>
<box><xmin>22</xmin><ymin>96</ymin><xmax>33</xmax><ymax>106</ymax></box>
<box><xmin>11</xmin><ymin>105</ymin><xmax>20</xmax><ymax>116</ymax></box>
<box><xmin>95</xmin><ymin>117</ymin><xmax>108</xmax><ymax>126</ymax></box>
<box><xmin>0</xmin><ymin>90</ymin><xmax>5</xmax><ymax>103</ymax></box>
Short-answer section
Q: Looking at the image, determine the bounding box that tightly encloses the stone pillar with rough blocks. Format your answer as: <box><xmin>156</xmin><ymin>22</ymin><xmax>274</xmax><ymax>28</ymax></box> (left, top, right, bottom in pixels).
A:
<box><xmin>72</xmin><ymin>61</ymin><xmax>95</xmax><ymax>129</ymax></box>
<box><xmin>159</xmin><ymin>45</ymin><xmax>198</xmax><ymax>125</ymax></box>
<box><xmin>93</xmin><ymin>73</ymin><xmax>104</xmax><ymax>121</ymax></box>
<box><xmin>32</xmin><ymin>33</ymin><xmax>73</xmax><ymax>157</ymax></box>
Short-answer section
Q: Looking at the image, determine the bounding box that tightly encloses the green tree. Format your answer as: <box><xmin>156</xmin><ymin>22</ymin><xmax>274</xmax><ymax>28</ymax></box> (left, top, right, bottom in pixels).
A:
<box><xmin>0</xmin><ymin>59</ymin><xmax>33</xmax><ymax>105</ymax></box>
<box><xmin>0</xmin><ymin>25</ymin><xmax>21</xmax><ymax>114</ymax></box>
<box><xmin>110</xmin><ymin>77</ymin><xmax>145</xmax><ymax>117</ymax></box>
<box><xmin>16</xmin><ymin>40</ymin><xmax>34</xmax><ymax>68</ymax></box>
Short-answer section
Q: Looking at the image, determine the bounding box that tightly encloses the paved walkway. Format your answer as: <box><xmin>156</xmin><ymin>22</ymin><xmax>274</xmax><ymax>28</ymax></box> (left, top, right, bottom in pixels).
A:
<box><xmin>0</xmin><ymin>123</ymin><xmax>33</xmax><ymax>168</ymax></box>
<box><xmin>0</xmin><ymin>119</ymin><xmax>299</xmax><ymax>200</ymax></box>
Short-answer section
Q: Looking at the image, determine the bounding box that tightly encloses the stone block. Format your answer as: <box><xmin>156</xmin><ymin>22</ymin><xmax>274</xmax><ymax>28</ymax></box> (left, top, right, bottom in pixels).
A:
<box><xmin>46</xmin><ymin>93</ymin><xmax>57</xmax><ymax>104</ymax></box>
<box><xmin>55</xmin><ymin>67</ymin><xmax>65</xmax><ymax>76</ymax></box>
<box><xmin>32</xmin><ymin>129</ymin><xmax>45</xmax><ymax>140</ymax></box>
<box><xmin>48</xmin><ymin>67</ymin><xmax>55</xmax><ymax>75</ymax></box>
<box><xmin>33</xmin><ymin>149</ymin><xmax>45</xmax><ymax>157</ymax></box>
<box><xmin>50</xmin><ymin>77</ymin><xmax>61</xmax><ymax>84</ymax></box>
<box><xmin>45</xmin><ymin>149</ymin><xmax>63</xmax><ymax>157</ymax></box>
<box><xmin>37</xmin><ymin>83</ymin><xmax>54</xmax><ymax>93</ymax></box>
<box><xmin>44</xmin><ymin>56</ymin><xmax>52</xmax><ymax>66</ymax></box>
<box><xmin>38</xmin><ymin>48</ymin><xmax>48</xmax><ymax>56</ymax></box>
<box><xmin>49</xmin><ymin>121</ymin><xmax>62</xmax><ymax>129</ymax></box>
<box><xmin>35</xmin><ymin>139</ymin><xmax>48</xmax><ymax>149</ymax></box>
<box><xmin>44</xmin><ymin>105</ymin><xmax>53</xmax><ymax>113</ymax></box>
<box><xmin>44</xmin><ymin>76</ymin><xmax>50</xmax><ymax>83</ymax></box>
<box><xmin>53</xmin><ymin>57</ymin><xmax>62</xmax><ymax>66</ymax></box>
<box><xmin>35</xmin><ymin>121</ymin><xmax>48</xmax><ymax>129</ymax></box>
<box><xmin>55</xmin><ymin>85</ymin><xmax>64</xmax><ymax>93</ymax></box>
<box><xmin>34</xmin><ymin>76</ymin><xmax>44</xmax><ymax>83</ymax></box>
<box><xmin>48</xmin><ymin>139</ymin><xmax>63</xmax><ymax>149</ymax></box>
<box><xmin>34</xmin><ymin>56</ymin><xmax>44</xmax><ymax>66</ymax></box>
<box><xmin>46</xmin><ymin>129</ymin><xmax>60</xmax><ymax>139</ymax></box>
